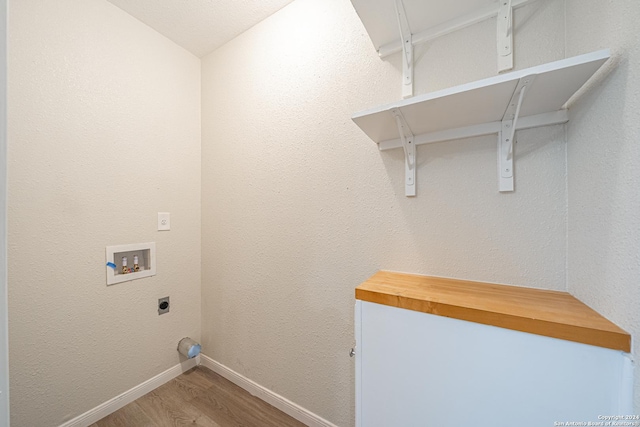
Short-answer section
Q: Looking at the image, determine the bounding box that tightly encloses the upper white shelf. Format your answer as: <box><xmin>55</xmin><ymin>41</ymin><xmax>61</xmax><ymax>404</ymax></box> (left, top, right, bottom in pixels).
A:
<box><xmin>351</xmin><ymin>0</ymin><xmax>533</xmax><ymax>57</ymax></box>
<box><xmin>352</xmin><ymin>49</ymin><xmax>610</xmax><ymax>150</ymax></box>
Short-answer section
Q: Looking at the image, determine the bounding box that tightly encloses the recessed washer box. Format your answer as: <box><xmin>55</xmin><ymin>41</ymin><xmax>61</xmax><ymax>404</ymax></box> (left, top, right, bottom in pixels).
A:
<box><xmin>106</xmin><ymin>242</ymin><xmax>156</xmax><ymax>286</ymax></box>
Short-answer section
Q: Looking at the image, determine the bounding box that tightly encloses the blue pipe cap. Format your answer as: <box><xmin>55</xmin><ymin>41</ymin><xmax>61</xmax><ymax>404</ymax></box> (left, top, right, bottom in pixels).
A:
<box><xmin>188</xmin><ymin>343</ymin><xmax>201</xmax><ymax>359</ymax></box>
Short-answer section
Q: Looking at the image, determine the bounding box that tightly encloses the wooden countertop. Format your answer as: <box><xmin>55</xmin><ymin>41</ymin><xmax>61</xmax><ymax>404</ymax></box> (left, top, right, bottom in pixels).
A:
<box><xmin>356</xmin><ymin>271</ymin><xmax>630</xmax><ymax>352</ymax></box>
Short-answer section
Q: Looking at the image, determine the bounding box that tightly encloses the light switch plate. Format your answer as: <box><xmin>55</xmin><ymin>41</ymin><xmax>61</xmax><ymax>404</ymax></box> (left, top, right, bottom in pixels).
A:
<box><xmin>158</xmin><ymin>212</ymin><xmax>170</xmax><ymax>231</ymax></box>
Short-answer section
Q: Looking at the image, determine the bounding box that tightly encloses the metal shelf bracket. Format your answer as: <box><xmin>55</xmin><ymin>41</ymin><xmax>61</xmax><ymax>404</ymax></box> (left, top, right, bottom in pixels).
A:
<box><xmin>497</xmin><ymin>0</ymin><xmax>513</xmax><ymax>72</ymax></box>
<box><xmin>392</xmin><ymin>108</ymin><xmax>416</xmax><ymax>197</ymax></box>
<box><xmin>499</xmin><ymin>74</ymin><xmax>535</xmax><ymax>192</ymax></box>
<box><xmin>394</xmin><ymin>0</ymin><xmax>414</xmax><ymax>99</ymax></box>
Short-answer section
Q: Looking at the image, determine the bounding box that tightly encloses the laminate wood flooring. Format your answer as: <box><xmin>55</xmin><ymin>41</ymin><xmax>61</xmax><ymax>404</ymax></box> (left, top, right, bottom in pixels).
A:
<box><xmin>92</xmin><ymin>366</ymin><xmax>306</xmax><ymax>427</ymax></box>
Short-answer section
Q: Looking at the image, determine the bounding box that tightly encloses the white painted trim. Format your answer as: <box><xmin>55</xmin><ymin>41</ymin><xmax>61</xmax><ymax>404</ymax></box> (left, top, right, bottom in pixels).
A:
<box><xmin>618</xmin><ymin>354</ymin><xmax>634</xmax><ymax>414</ymax></box>
<box><xmin>58</xmin><ymin>357</ymin><xmax>199</xmax><ymax>427</ymax></box>
<box><xmin>0</xmin><ymin>0</ymin><xmax>8</xmax><ymax>424</ymax></box>
<box><xmin>199</xmin><ymin>354</ymin><xmax>339</xmax><ymax>427</ymax></box>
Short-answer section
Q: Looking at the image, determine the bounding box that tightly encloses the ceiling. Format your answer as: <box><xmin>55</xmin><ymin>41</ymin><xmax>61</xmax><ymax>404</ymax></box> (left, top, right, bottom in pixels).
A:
<box><xmin>106</xmin><ymin>0</ymin><xmax>296</xmax><ymax>57</ymax></box>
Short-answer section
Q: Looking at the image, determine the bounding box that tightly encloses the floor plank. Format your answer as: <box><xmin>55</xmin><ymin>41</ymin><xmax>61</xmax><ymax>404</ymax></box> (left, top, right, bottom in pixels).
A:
<box><xmin>189</xmin><ymin>368</ymin><xmax>306</xmax><ymax>427</ymax></box>
<box><xmin>94</xmin><ymin>366</ymin><xmax>306</xmax><ymax>427</ymax></box>
<box><xmin>172</xmin><ymin>368</ymin><xmax>216</xmax><ymax>399</ymax></box>
<box><xmin>95</xmin><ymin>402</ymin><xmax>155</xmax><ymax>427</ymax></box>
<box><xmin>136</xmin><ymin>379</ymin><xmax>221</xmax><ymax>427</ymax></box>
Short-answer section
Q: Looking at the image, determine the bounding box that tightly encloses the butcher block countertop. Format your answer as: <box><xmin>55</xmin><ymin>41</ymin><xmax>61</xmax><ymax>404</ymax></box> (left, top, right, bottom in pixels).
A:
<box><xmin>356</xmin><ymin>271</ymin><xmax>630</xmax><ymax>352</ymax></box>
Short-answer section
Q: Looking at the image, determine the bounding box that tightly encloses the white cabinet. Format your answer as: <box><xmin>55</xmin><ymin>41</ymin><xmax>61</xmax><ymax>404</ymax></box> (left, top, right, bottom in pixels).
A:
<box><xmin>355</xmin><ymin>272</ymin><xmax>633</xmax><ymax>427</ymax></box>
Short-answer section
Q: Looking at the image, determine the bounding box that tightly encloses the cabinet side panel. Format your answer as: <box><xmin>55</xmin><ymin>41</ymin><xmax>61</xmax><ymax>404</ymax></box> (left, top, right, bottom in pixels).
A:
<box><xmin>355</xmin><ymin>301</ymin><xmax>362</xmax><ymax>427</ymax></box>
<box><xmin>360</xmin><ymin>301</ymin><xmax>628</xmax><ymax>427</ymax></box>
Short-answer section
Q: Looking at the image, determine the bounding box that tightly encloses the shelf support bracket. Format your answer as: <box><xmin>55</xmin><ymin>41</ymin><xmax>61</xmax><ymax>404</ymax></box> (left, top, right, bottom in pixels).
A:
<box><xmin>499</xmin><ymin>74</ymin><xmax>535</xmax><ymax>192</ymax></box>
<box><xmin>392</xmin><ymin>108</ymin><xmax>416</xmax><ymax>197</ymax></box>
<box><xmin>497</xmin><ymin>0</ymin><xmax>513</xmax><ymax>72</ymax></box>
<box><xmin>394</xmin><ymin>0</ymin><xmax>413</xmax><ymax>99</ymax></box>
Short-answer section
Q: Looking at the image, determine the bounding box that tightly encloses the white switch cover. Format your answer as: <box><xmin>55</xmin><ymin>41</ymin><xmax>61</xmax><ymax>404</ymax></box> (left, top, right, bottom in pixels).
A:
<box><xmin>158</xmin><ymin>212</ymin><xmax>170</xmax><ymax>231</ymax></box>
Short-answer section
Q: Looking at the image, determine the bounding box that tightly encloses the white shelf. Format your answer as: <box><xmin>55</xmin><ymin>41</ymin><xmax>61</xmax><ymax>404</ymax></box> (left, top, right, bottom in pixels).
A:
<box><xmin>352</xmin><ymin>49</ymin><xmax>611</xmax><ymax>195</ymax></box>
<box><xmin>351</xmin><ymin>0</ymin><xmax>533</xmax><ymax>58</ymax></box>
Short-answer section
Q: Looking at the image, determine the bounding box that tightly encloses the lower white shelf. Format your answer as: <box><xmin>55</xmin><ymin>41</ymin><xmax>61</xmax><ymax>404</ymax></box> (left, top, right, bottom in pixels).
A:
<box><xmin>351</xmin><ymin>49</ymin><xmax>611</xmax><ymax>195</ymax></box>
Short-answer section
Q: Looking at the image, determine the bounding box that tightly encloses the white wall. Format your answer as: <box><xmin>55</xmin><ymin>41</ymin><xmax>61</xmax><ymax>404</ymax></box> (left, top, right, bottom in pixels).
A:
<box><xmin>8</xmin><ymin>1</ymin><xmax>201</xmax><ymax>425</ymax></box>
<box><xmin>565</xmin><ymin>0</ymin><xmax>640</xmax><ymax>414</ymax></box>
<box><xmin>201</xmin><ymin>0</ymin><xmax>568</xmax><ymax>424</ymax></box>
<box><xmin>8</xmin><ymin>0</ymin><xmax>637</xmax><ymax>425</ymax></box>
<box><xmin>0</xmin><ymin>0</ymin><xmax>8</xmax><ymax>424</ymax></box>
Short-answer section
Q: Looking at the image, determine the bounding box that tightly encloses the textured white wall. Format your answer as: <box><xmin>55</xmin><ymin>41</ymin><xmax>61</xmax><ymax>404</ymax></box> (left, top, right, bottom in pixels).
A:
<box><xmin>9</xmin><ymin>0</ymin><xmax>634</xmax><ymax>425</ymax></box>
<box><xmin>8</xmin><ymin>1</ymin><xmax>201</xmax><ymax>425</ymax></box>
<box><xmin>201</xmin><ymin>0</ymin><xmax>567</xmax><ymax>424</ymax></box>
<box><xmin>565</xmin><ymin>0</ymin><xmax>640</xmax><ymax>414</ymax></box>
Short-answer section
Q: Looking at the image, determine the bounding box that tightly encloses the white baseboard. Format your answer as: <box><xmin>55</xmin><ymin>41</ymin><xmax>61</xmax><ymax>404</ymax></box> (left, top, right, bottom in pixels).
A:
<box><xmin>199</xmin><ymin>354</ymin><xmax>339</xmax><ymax>427</ymax></box>
<box><xmin>58</xmin><ymin>356</ymin><xmax>200</xmax><ymax>427</ymax></box>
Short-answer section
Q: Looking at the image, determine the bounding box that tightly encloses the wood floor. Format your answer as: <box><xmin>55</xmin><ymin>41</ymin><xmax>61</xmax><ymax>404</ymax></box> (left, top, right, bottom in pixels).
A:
<box><xmin>91</xmin><ymin>366</ymin><xmax>307</xmax><ymax>427</ymax></box>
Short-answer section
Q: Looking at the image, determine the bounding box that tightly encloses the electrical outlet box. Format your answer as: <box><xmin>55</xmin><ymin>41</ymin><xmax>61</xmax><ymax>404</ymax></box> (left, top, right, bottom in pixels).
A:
<box><xmin>158</xmin><ymin>297</ymin><xmax>170</xmax><ymax>315</ymax></box>
<box><xmin>106</xmin><ymin>242</ymin><xmax>156</xmax><ymax>286</ymax></box>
